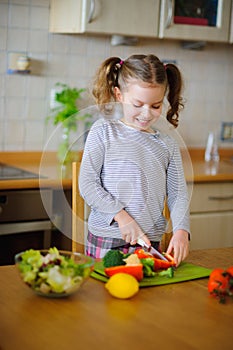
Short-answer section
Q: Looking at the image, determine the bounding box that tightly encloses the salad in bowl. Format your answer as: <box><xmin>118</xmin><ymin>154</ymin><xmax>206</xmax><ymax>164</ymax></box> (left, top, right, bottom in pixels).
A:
<box><xmin>15</xmin><ymin>247</ymin><xmax>94</xmax><ymax>297</ymax></box>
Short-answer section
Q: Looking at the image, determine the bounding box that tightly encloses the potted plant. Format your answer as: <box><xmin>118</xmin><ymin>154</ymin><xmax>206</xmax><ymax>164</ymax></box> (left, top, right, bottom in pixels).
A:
<box><xmin>46</xmin><ymin>83</ymin><xmax>90</xmax><ymax>164</ymax></box>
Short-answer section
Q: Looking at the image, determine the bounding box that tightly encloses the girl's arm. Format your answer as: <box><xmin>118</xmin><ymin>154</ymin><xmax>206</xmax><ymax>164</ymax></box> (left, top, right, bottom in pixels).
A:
<box><xmin>166</xmin><ymin>141</ymin><xmax>190</xmax><ymax>265</ymax></box>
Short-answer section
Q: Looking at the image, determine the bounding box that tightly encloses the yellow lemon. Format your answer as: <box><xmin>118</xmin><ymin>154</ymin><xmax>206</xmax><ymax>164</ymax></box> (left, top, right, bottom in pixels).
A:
<box><xmin>105</xmin><ymin>273</ymin><xmax>139</xmax><ymax>299</ymax></box>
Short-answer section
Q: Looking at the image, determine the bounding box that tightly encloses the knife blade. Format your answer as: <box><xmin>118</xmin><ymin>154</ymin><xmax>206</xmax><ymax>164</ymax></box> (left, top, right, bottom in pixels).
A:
<box><xmin>137</xmin><ymin>238</ymin><xmax>168</xmax><ymax>261</ymax></box>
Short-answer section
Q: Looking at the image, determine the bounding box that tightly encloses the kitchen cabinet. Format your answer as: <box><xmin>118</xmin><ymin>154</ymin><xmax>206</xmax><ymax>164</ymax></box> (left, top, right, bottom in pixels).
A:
<box><xmin>159</xmin><ymin>0</ymin><xmax>232</xmax><ymax>43</ymax></box>
<box><xmin>189</xmin><ymin>182</ymin><xmax>233</xmax><ymax>250</ymax></box>
<box><xmin>49</xmin><ymin>0</ymin><xmax>160</xmax><ymax>37</ymax></box>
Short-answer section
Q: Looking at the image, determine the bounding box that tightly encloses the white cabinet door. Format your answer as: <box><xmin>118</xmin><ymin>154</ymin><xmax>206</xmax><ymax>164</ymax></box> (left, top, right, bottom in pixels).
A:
<box><xmin>190</xmin><ymin>212</ymin><xmax>233</xmax><ymax>250</ymax></box>
<box><xmin>159</xmin><ymin>0</ymin><xmax>232</xmax><ymax>42</ymax></box>
<box><xmin>189</xmin><ymin>182</ymin><xmax>233</xmax><ymax>250</ymax></box>
<box><xmin>50</xmin><ymin>0</ymin><xmax>160</xmax><ymax>37</ymax></box>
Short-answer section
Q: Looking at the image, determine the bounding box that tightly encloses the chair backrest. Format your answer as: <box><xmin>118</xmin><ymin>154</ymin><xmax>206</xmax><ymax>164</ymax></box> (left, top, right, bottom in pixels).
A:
<box><xmin>72</xmin><ymin>161</ymin><xmax>85</xmax><ymax>253</ymax></box>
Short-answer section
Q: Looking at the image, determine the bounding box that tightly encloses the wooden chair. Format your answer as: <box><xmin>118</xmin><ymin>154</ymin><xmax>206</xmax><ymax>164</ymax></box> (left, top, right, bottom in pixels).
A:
<box><xmin>161</xmin><ymin>202</ymin><xmax>172</xmax><ymax>252</ymax></box>
<box><xmin>72</xmin><ymin>161</ymin><xmax>172</xmax><ymax>253</ymax></box>
<box><xmin>72</xmin><ymin>161</ymin><xmax>85</xmax><ymax>253</ymax></box>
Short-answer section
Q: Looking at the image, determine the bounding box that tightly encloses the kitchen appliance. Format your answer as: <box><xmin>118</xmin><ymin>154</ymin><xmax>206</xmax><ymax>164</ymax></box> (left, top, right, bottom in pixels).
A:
<box><xmin>0</xmin><ymin>162</ymin><xmax>41</xmax><ymax>180</ymax></box>
<box><xmin>0</xmin><ymin>163</ymin><xmax>52</xmax><ymax>265</ymax></box>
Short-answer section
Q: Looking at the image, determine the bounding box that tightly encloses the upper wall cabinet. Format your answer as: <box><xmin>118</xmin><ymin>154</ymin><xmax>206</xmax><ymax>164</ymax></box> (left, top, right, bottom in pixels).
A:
<box><xmin>159</xmin><ymin>0</ymin><xmax>232</xmax><ymax>43</ymax></box>
<box><xmin>49</xmin><ymin>0</ymin><xmax>160</xmax><ymax>37</ymax></box>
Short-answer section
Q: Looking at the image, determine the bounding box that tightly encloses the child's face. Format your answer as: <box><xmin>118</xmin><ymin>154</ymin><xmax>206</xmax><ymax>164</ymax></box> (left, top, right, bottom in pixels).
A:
<box><xmin>115</xmin><ymin>81</ymin><xmax>166</xmax><ymax>132</ymax></box>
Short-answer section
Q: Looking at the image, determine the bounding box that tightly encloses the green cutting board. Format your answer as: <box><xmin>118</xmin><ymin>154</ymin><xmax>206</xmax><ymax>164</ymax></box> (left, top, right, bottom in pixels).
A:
<box><xmin>91</xmin><ymin>261</ymin><xmax>212</xmax><ymax>287</ymax></box>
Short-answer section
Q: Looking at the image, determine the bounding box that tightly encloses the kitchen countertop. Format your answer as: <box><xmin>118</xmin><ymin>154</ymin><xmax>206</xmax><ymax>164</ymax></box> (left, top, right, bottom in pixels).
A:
<box><xmin>0</xmin><ymin>148</ymin><xmax>232</xmax><ymax>190</ymax></box>
<box><xmin>0</xmin><ymin>247</ymin><xmax>232</xmax><ymax>350</ymax></box>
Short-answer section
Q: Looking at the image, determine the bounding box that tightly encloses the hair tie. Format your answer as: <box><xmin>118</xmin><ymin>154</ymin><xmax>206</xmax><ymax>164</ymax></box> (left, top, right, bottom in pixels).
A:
<box><xmin>115</xmin><ymin>59</ymin><xmax>124</xmax><ymax>70</ymax></box>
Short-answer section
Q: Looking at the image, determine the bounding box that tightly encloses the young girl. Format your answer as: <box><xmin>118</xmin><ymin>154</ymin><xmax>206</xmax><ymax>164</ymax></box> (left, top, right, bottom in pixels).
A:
<box><xmin>79</xmin><ymin>54</ymin><xmax>190</xmax><ymax>266</ymax></box>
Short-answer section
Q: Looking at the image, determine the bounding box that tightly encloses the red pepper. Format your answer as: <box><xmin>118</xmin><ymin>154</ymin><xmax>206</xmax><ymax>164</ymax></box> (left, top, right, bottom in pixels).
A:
<box><xmin>104</xmin><ymin>264</ymin><xmax>143</xmax><ymax>281</ymax></box>
<box><xmin>162</xmin><ymin>252</ymin><xmax>176</xmax><ymax>266</ymax></box>
<box><xmin>153</xmin><ymin>258</ymin><xmax>174</xmax><ymax>271</ymax></box>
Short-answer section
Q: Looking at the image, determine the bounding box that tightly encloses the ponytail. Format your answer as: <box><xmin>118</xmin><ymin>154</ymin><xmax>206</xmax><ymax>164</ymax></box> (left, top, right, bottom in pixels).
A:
<box><xmin>92</xmin><ymin>57</ymin><xmax>122</xmax><ymax>106</ymax></box>
<box><xmin>165</xmin><ymin>64</ymin><xmax>184</xmax><ymax>128</ymax></box>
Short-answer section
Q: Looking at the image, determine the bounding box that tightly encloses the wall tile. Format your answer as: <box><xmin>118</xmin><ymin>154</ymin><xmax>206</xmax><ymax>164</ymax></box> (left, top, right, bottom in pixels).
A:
<box><xmin>0</xmin><ymin>121</ymin><xmax>4</xmax><ymax>150</ymax></box>
<box><xmin>5</xmin><ymin>75</ymin><xmax>27</xmax><ymax>97</ymax></box>
<box><xmin>30</xmin><ymin>6</ymin><xmax>49</xmax><ymax>30</ymax></box>
<box><xmin>0</xmin><ymin>28</ymin><xmax>7</xmax><ymax>50</ymax></box>
<box><xmin>26</xmin><ymin>76</ymin><xmax>46</xmax><ymax>98</ymax></box>
<box><xmin>0</xmin><ymin>52</ymin><xmax>7</xmax><ymax>74</ymax></box>
<box><xmin>11</xmin><ymin>1</ymin><xmax>30</xmax><ymax>5</ymax></box>
<box><xmin>28</xmin><ymin>29</ymin><xmax>48</xmax><ymax>52</ymax></box>
<box><xmin>7</xmin><ymin>28</ymin><xmax>29</xmax><ymax>51</ymax></box>
<box><xmin>25</xmin><ymin>98</ymin><xmax>46</xmax><ymax>119</ymax></box>
<box><xmin>0</xmin><ymin>4</ymin><xmax>8</xmax><ymax>27</ymax></box>
<box><xmin>5</xmin><ymin>120</ymin><xmax>25</xmax><ymax>149</ymax></box>
<box><xmin>24</xmin><ymin>120</ymin><xmax>44</xmax><ymax>149</ymax></box>
<box><xmin>9</xmin><ymin>4</ymin><xmax>30</xmax><ymax>28</ymax></box>
<box><xmin>48</xmin><ymin>33</ymin><xmax>69</xmax><ymax>54</ymax></box>
<box><xmin>30</xmin><ymin>0</ymin><xmax>49</xmax><ymax>6</ymax></box>
<box><xmin>5</xmin><ymin>97</ymin><xmax>27</xmax><ymax>119</ymax></box>
<box><xmin>0</xmin><ymin>97</ymin><xmax>4</xmax><ymax>119</ymax></box>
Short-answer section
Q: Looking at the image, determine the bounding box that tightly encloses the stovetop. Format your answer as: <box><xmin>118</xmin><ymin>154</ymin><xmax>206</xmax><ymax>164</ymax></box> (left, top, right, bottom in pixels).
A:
<box><xmin>0</xmin><ymin>163</ymin><xmax>40</xmax><ymax>180</ymax></box>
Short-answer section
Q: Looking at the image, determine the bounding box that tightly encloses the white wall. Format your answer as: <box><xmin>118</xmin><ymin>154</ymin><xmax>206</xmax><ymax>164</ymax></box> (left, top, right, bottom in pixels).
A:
<box><xmin>0</xmin><ymin>0</ymin><xmax>233</xmax><ymax>151</ymax></box>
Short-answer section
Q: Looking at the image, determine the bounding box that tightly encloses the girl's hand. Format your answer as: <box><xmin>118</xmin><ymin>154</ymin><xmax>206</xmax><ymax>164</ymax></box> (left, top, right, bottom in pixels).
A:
<box><xmin>114</xmin><ymin>209</ymin><xmax>150</xmax><ymax>246</ymax></box>
<box><xmin>166</xmin><ymin>229</ymin><xmax>189</xmax><ymax>266</ymax></box>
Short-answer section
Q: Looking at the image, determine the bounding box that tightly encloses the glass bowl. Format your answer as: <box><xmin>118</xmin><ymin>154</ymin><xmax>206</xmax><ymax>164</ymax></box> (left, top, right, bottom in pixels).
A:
<box><xmin>15</xmin><ymin>248</ymin><xmax>94</xmax><ymax>298</ymax></box>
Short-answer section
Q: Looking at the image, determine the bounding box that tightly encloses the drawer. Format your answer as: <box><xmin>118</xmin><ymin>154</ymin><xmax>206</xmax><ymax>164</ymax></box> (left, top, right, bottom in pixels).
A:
<box><xmin>190</xmin><ymin>183</ymin><xmax>233</xmax><ymax>213</ymax></box>
<box><xmin>190</xmin><ymin>212</ymin><xmax>233</xmax><ymax>249</ymax></box>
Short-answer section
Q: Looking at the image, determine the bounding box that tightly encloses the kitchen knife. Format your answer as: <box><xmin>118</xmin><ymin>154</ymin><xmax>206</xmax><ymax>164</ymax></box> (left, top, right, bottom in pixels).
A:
<box><xmin>137</xmin><ymin>238</ymin><xmax>169</xmax><ymax>261</ymax></box>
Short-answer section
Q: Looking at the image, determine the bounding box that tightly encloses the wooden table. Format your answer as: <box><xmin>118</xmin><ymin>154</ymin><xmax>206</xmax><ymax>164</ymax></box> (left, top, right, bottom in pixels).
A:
<box><xmin>0</xmin><ymin>248</ymin><xmax>233</xmax><ymax>350</ymax></box>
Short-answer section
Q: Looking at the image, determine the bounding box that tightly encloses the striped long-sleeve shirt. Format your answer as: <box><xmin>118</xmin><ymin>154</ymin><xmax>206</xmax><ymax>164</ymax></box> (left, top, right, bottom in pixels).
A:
<box><xmin>79</xmin><ymin>118</ymin><xmax>190</xmax><ymax>242</ymax></box>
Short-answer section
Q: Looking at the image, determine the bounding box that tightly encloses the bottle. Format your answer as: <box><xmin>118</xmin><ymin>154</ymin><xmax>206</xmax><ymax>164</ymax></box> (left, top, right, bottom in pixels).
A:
<box><xmin>205</xmin><ymin>132</ymin><xmax>219</xmax><ymax>162</ymax></box>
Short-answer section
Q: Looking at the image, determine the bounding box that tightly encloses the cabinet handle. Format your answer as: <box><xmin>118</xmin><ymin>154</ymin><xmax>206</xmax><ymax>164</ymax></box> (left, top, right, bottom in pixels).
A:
<box><xmin>165</xmin><ymin>0</ymin><xmax>174</xmax><ymax>29</ymax></box>
<box><xmin>88</xmin><ymin>0</ymin><xmax>96</xmax><ymax>23</ymax></box>
<box><xmin>208</xmin><ymin>195</ymin><xmax>233</xmax><ymax>201</ymax></box>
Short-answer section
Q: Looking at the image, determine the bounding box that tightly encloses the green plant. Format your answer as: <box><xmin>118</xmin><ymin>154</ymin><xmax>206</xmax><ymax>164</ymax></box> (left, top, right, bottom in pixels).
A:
<box><xmin>47</xmin><ymin>82</ymin><xmax>88</xmax><ymax>130</ymax></box>
<box><xmin>46</xmin><ymin>83</ymin><xmax>90</xmax><ymax>164</ymax></box>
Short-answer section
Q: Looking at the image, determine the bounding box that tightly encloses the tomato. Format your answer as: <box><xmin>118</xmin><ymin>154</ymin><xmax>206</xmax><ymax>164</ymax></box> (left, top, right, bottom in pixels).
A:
<box><xmin>208</xmin><ymin>268</ymin><xmax>230</xmax><ymax>303</ymax></box>
<box><xmin>226</xmin><ymin>266</ymin><xmax>233</xmax><ymax>277</ymax></box>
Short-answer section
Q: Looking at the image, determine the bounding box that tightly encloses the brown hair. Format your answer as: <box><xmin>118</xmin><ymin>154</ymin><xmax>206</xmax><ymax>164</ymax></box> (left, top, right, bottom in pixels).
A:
<box><xmin>92</xmin><ymin>54</ymin><xmax>184</xmax><ymax>127</ymax></box>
